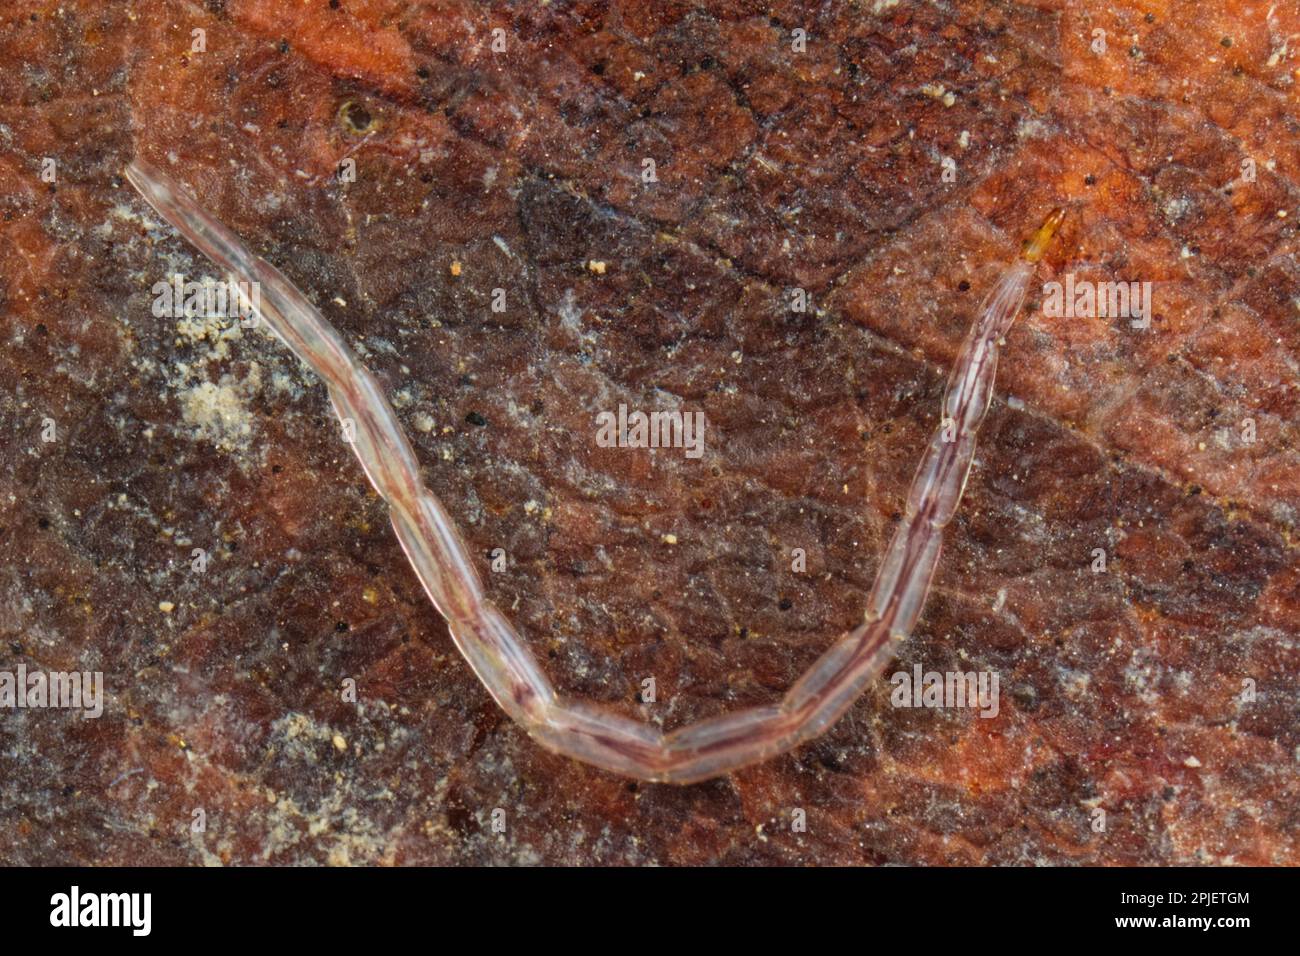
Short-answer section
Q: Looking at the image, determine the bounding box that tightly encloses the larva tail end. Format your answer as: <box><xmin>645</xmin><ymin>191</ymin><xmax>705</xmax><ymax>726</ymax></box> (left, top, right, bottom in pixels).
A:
<box><xmin>1021</xmin><ymin>207</ymin><xmax>1065</xmax><ymax>263</ymax></box>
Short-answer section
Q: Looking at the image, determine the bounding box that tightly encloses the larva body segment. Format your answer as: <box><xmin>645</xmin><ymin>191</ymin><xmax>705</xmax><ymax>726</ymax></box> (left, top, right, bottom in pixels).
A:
<box><xmin>124</xmin><ymin>156</ymin><xmax>1060</xmax><ymax>784</ymax></box>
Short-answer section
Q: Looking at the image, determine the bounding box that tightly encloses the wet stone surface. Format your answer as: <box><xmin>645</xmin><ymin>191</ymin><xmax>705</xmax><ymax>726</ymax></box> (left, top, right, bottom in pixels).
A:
<box><xmin>0</xmin><ymin>1</ymin><xmax>1296</xmax><ymax>864</ymax></box>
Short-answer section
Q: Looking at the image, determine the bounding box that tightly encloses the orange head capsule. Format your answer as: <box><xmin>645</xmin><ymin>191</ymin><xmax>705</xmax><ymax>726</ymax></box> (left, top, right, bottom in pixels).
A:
<box><xmin>1021</xmin><ymin>207</ymin><xmax>1065</xmax><ymax>263</ymax></box>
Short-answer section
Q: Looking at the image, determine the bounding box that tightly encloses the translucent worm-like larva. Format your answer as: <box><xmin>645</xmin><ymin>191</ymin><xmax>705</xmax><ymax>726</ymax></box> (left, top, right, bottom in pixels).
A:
<box><xmin>125</xmin><ymin>156</ymin><xmax>1062</xmax><ymax>784</ymax></box>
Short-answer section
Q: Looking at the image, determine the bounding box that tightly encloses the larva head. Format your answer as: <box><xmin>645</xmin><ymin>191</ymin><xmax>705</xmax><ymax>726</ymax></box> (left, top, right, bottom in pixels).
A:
<box><xmin>1021</xmin><ymin>207</ymin><xmax>1066</xmax><ymax>263</ymax></box>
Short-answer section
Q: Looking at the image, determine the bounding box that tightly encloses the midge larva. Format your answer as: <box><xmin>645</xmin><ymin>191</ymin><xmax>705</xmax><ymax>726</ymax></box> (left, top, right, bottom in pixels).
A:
<box><xmin>124</xmin><ymin>157</ymin><xmax>1063</xmax><ymax>784</ymax></box>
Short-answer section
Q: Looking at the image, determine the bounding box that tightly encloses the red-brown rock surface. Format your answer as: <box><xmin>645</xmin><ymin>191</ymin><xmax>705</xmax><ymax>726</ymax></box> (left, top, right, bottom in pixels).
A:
<box><xmin>0</xmin><ymin>0</ymin><xmax>1295</xmax><ymax>865</ymax></box>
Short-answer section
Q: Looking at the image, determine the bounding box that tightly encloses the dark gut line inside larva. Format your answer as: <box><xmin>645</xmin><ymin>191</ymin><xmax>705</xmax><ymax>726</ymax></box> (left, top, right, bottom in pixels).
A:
<box><xmin>124</xmin><ymin>156</ymin><xmax>1062</xmax><ymax>784</ymax></box>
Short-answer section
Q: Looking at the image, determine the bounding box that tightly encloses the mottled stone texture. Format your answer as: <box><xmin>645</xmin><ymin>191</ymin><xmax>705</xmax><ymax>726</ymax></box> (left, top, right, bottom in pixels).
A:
<box><xmin>0</xmin><ymin>0</ymin><xmax>1296</xmax><ymax>865</ymax></box>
